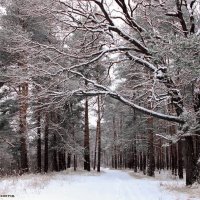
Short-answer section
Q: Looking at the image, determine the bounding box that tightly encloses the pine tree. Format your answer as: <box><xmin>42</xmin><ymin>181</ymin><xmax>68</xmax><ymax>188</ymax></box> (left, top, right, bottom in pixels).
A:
<box><xmin>84</xmin><ymin>95</ymin><xmax>90</xmax><ymax>171</ymax></box>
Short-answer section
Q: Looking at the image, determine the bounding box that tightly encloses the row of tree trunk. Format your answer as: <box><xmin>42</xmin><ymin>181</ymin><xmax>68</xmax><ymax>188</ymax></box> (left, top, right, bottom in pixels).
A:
<box><xmin>17</xmin><ymin>82</ymin><xmax>200</xmax><ymax>185</ymax></box>
<box><xmin>109</xmin><ymin>113</ymin><xmax>200</xmax><ymax>185</ymax></box>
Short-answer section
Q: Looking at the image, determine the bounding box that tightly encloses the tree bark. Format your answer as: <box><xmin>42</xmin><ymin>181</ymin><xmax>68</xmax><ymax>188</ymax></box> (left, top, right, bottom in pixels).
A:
<box><xmin>58</xmin><ymin>151</ymin><xmax>62</xmax><ymax>171</ymax></box>
<box><xmin>84</xmin><ymin>96</ymin><xmax>90</xmax><ymax>171</ymax></box>
<box><xmin>97</xmin><ymin>95</ymin><xmax>101</xmax><ymax>172</ymax></box>
<box><xmin>166</xmin><ymin>147</ymin><xmax>169</xmax><ymax>170</ymax></box>
<box><xmin>143</xmin><ymin>153</ymin><xmax>146</xmax><ymax>175</ymax></box>
<box><xmin>193</xmin><ymin>82</ymin><xmax>200</xmax><ymax>182</ymax></box>
<box><xmin>74</xmin><ymin>155</ymin><xmax>77</xmax><ymax>171</ymax></box>
<box><xmin>171</xmin><ymin>144</ymin><xmax>175</xmax><ymax>175</ymax></box>
<box><xmin>93</xmin><ymin>120</ymin><xmax>98</xmax><ymax>170</ymax></box>
<box><xmin>19</xmin><ymin>82</ymin><xmax>29</xmax><ymax>174</ymax></box>
<box><xmin>67</xmin><ymin>153</ymin><xmax>71</xmax><ymax>168</ymax></box>
<box><xmin>147</xmin><ymin>116</ymin><xmax>155</xmax><ymax>176</ymax></box>
<box><xmin>113</xmin><ymin>116</ymin><xmax>118</xmax><ymax>169</ymax></box>
<box><xmin>44</xmin><ymin>113</ymin><xmax>49</xmax><ymax>173</ymax></box>
<box><xmin>58</xmin><ymin>150</ymin><xmax>66</xmax><ymax>171</ymax></box>
<box><xmin>52</xmin><ymin>133</ymin><xmax>58</xmax><ymax>172</ymax></box>
<box><xmin>171</xmin><ymin>143</ymin><xmax>177</xmax><ymax>176</ymax></box>
<box><xmin>133</xmin><ymin>138</ymin><xmax>137</xmax><ymax>172</ymax></box>
<box><xmin>72</xmin><ymin>123</ymin><xmax>77</xmax><ymax>171</ymax></box>
<box><xmin>63</xmin><ymin>151</ymin><xmax>66</xmax><ymax>170</ymax></box>
<box><xmin>37</xmin><ymin>110</ymin><xmax>41</xmax><ymax>173</ymax></box>
<box><xmin>178</xmin><ymin>140</ymin><xmax>184</xmax><ymax>179</ymax></box>
<box><xmin>139</xmin><ymin>152</ymin><xmax>143</xmax><ymax>171</ymax></box>
<box><xmin>184</xmin><ymin>136</ymin><xmax>197</xmax><ymax>185</ymax></box>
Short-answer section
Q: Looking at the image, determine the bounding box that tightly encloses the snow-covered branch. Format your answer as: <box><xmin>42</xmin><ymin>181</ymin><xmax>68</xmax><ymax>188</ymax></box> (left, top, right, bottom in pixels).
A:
<box><xmin>71</xmin><ymin>86</ymin><xmax>184</xmax><ymax>124</ymax></box>
<box><xmin>126</xmin><ymin>52</ymin><xmax>157</xmax><ymax>72</ymax></box>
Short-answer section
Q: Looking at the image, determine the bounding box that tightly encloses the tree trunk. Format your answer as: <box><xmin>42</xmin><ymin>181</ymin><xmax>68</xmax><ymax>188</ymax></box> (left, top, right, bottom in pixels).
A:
<box><xmin>74</xmin><ymin>155</ymin><xmax>77</xmax><ymax>171</ymax></box>
<box><xmin>19</xmin><ymin>83</ymin><xmax>29</xmax><ymax>174</ymax></box>
<box><xmin>58</xmin><ymin>151</ymin><xmax>62</xmax><ymax>171</ymax></box>
<box><xmin>193</xmin><ymin>86</ymin><xmax>200</xmax><ymax>183</ymax></box>
<box><xmin>112</xmin><ymin>156</ymin><xmax>114</xmax><ymax>168</ymax></box>
<box><xmin>143</xmin><ymin>153</ymin><xmax>146</xmax><ymax>175</ymax></box>
<box><xmin>166</xmin><ymin>147</ymin><xmax>169</xmax><ymax>170</ymax></box>
<box><xmin>196</xmin><ymin>136</ymin><xmax>200</xmax><ymax>182</ymax></box>
<box><xmin>119</xmin><ymin>153</ymin><xmax>123</xmax><ymax>169</ymax></box>
<box><xmin>84</xmin><ymin>96</ymin><xmax>90</xmax><ymax>171</ymax></box>
<box><xmin>52</xmin><ymin>133</ymin><xmax>58</xmax><ymax>172</ymax></box>
<box><xmin>93</xmin><ymin>120</ymin><xmax>98</xmax><ymax>170</ymax></box>
<box><xmin>63</xmin><ymin>151</ymin><xmax>66</xmax><ymax>170</ymax></box>
<box><xmin>67</xmin><ymin>153</ymin><xmax>71</xmax><ymax>168</ymax></box>
<box><xmin>139</xmin><ymin>152</ymin><xmax>143</xmax><ymax>171</ymax></box>
<box><xmin>171</xmin><ymin>144</ymin><xmax>175</xmax><ymax>175</ymax></box>
<box><xmin>134</xmin><ymin>138</ymin><xmax>137</xmax><ymax>172</ymax></box>
<box><xmin>97</xmin><ymin>95</ymin><xmax>101</xmax><ymax>172</ymax></box>
<box><xmin>37</xmin><ymin>110</ymin><xmax>41</xmax><ymax>173</ymax></box>
<box><xmin>174</xmin><ymin>144</ymin><xmax>178</xmax><ymax>176</ymax></box>
<box><xmin>72</xmin><ymin>123</ymin><xmax>77</xmax><ymax>171</ymax></box>
<box><xmin>58</xmin><ymin>150</ymin><xmax>66</xmax><ymax>171</ymax></box>
<box><xmin>159</xmin><ymin>139</ymin><xmax>164</xmax><ymax>170</ymax></box>
<box><xmin>178</xmin><ymin>140</ymin><xmax>183</xmax><ymax>179</ymax></box>
<box><xmin>171</xmin><ymin>144</ymin><xmax>177</xmax><ymax>176</ymax></box>
<box><xmin>44</xmin><ymin>113</ymin><xmax>49</xmax><ymax>173</ymax></box>
<box><xmin>147</xmin><ymin>116</ymin><xmax>155</xmax><ymax>176</ymax></box>
<box><xmin>184</xmin><ymin>136</ymin><xmax>197</xmax><ymax>185</ymax></box>
<box><xmin>113</xmin><ymin>116</ymin><xmax>118</xmax><ymax>169</ymax></box>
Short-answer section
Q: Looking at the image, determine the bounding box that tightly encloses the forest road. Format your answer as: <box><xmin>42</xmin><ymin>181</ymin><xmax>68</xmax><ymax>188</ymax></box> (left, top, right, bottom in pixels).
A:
<box><xmin>11</xmin><ymin>168</ymin><xmax>197</xmax><ymax>200</ymax></box>
<box><xmin>70</xmin><ymin>168</ymin><xmax>183</xmax><ymax>200</ymax></box>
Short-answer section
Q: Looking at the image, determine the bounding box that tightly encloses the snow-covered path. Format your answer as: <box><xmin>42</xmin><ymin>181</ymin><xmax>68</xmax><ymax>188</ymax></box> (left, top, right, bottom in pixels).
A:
<box><xmin>0</xmin><ymin>169</ymin><xmax>199</xmax><ymax>200</ymax></box>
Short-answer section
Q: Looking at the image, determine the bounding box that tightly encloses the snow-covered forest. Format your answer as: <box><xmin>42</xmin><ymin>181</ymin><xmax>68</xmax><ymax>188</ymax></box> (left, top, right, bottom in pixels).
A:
<box><xmin>0</xmin><ymin>0</ymin><xmax>200</xmax><ymax>199</ymax></box>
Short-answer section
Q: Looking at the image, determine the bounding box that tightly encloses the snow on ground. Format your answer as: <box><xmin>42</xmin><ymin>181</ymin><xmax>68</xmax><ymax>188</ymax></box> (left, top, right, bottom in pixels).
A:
<box><xmin>0</xmin><ymin>168</ymin><xmax>199</xmax><ymax>200</ymax></box>
<box><xmin>128</xmin><ymin>170</ymin><xmax>200</xmax><ymax>200</ymax></box>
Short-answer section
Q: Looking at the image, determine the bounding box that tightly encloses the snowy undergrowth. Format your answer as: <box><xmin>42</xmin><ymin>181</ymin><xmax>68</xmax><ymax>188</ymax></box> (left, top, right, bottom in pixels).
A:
<box><xmin>128</xmin><ymin>170</ymin><xmax>200</xmax><ymax>200</ymax></box>
<box><xmin>161</xmin><ymin>182</ymin><xmax>200</xmax><ymax>200</ymax></box>
<box><xmin>0</xmin><ymin>168</ymin><xmax>199</xmax><ymax>200</ymax></box>
<box><xmin>0</xmin><ymin>168</ymin><xmax>103</xmax><ymax>200</ymax></box>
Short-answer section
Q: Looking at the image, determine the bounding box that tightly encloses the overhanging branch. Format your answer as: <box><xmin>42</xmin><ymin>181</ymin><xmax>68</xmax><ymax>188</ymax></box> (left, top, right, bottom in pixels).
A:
<box><xmin>71</xmin><ymin>87</ymin><xmax>184</xmax><ymax>124</ymax></box>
